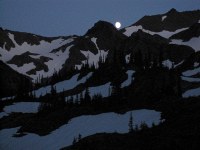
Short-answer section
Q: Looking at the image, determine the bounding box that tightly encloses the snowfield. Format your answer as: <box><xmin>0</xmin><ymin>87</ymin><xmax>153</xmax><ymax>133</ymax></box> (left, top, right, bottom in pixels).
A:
<box><xmin>170</xmin><ymin>37</ymin><xmax>200</xmax><ymax>52</ymax></box>
<box><xmin>0</xmin><ymin>109</ymin><xmax>161</xmax><ymax>150</ymax></box>
<box><xmin>123</xmin><ymin>25</ymin><xmax>188</xmax><ymax>38</ymax></box>
<box><xmin>0</xmin><ymin>33</ymin><xmax>75</xmax><ymax>80</ymax></box>
<box><xmin>0</xmin><ymin>102</ymin><xmax>40</xmax><ymax>119</ymax></box>
<box><xmin>34</xmin><ymin>72</ymin><xmax>93</xmax><ymax>98</ymax></box>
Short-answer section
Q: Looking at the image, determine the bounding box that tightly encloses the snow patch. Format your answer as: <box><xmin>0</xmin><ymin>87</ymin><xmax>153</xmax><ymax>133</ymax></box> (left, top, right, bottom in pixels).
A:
<box><xmin>181</xmin><ymin>76</ymin><xmax>200</xmax><ymax>82</ymax></box>
<box><xmin>182</xmin><ymin>87</ymin><xmax>200</xmax><ymax>98</ymax></box>
<box><xmin>0</xmin><ymin>112</ymin><xmax>8</xmax><ymax>119</ymax></box>
<box><xmin>182</xmin><ymin>67</ymin><xmax>200</xmax><ymax>77</ymax></box>
<box><xmin>123</xmin><ymin>25</ymin><xmax>188</xmax><ymax>38</ymax></box>
<box><xmin>0</xmin><ymin>109</ymin><xmax>161</xmax><ymax>150</ymax></box>
<box><xmin>194</xmin><ymin>62</ymin><xmax>199</xmax><ymax>67</ymax></box>
<box><xmin>125</xmin><ymin>54</ymin><xmax>130</xmax><ymax>63</ymax></box>
<box><xmin>80</xmin><ymin>50</ymin><xmax>108</xmax><ymax>68</ymax></box>
<box><xmin>170</xmin><ymin>37</ymin><xmax>200</xmax><ymax>52</ymax></box>
<box><xmin>34</xmin><ymin>72</ymin><xmax>93</xmax><ymax>97</ymax></box>
<box><xmin>0</xmin><ymin>96</ymin><xmax>15</xmax><ymax>101</ymax></box>
<box><xmin>8</xmin><ymin>63</ymin><xmax>36</xmax><ymax>76</ymax></box>
<box><xmin>174</xmin><ymin>60</ymin><xmax>184</xmax><ymax>68</ymax></box>
<box><xmin>121</xmin><ymin>70</ymin><xmax>135</xmax><ymax>88</ymax></box>
<box><xmin>89</xmin><ymin>82</ymin><xmax>111</xmax><ymax>97</ymax></box>
<box><xmin>162</xmin><ymin>16</ymin><xmax>167</xmax><ymax>21</ymax></box>
<box><xmin>91</xmin><ymin>37</ymin><xmax>99</xmax><ymax>50</ymax></box>
<box><xmin>0</xmin><ymin>102</ymin><xmax>40</xmax><ymax>119</ymax></box>
<box><xmin>162</xmin><ymin>59</ymin><xmax>173</xmax><ymax>69</ymax></box>
<box><xmin>4</xmin><ymin>102</ymin><xmax>40</xmax><ymax>113</ymax></box>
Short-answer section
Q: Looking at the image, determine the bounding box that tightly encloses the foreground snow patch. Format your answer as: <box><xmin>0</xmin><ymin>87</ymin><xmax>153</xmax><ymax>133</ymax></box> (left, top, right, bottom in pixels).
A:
<box><xmin>0</xmin><ymin>102</ymin><xmax>40</xmax><ymax>119</ymax></box>
<box><xmin>182</xmin><ymin>87</ymin><xmax>200</xmax><ymax>98</ymax></box>
<box><xmin>0</xmin><ymin>109</ymin><xmax>161</xmax><ymax>150</ymax></box>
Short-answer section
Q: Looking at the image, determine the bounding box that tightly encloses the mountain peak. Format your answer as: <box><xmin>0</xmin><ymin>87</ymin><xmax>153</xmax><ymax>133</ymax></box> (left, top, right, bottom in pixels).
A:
<box><xmin>85</xmin><ymin>20</ymin><xmax>117</xmax><ymax>37</ymax></box>
<box><xmin>167</xmin><ymin>8</ymin><xmax>178</xmax><ymax>14</ymax></box>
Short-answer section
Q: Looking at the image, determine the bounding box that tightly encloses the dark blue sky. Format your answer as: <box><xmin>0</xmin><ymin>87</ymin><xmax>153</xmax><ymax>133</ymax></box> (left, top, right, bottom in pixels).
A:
<box><xmin>0</xmin><ymin>0</ymin><xmax>200</xmax><ymax>37</ymax></box>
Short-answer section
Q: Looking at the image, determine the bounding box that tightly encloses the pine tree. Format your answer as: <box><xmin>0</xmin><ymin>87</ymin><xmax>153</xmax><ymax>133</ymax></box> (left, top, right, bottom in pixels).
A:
<box><xmin>177</xmin><ymin>73</ymin><xmax>182</xmax><ymax>97</ymax></box>
<box><xmin>51</xmin><ymin>85</ymin><xmax>56</xmax><ymax>95</ymax></box>
<box><xmin>80</xmin><ymin>92</ymin><xmax>84</xmax><ymax>105</ymax></box>
<box><xmin>129</xmin><ymin>51</ymin><xmax>134</xmax><ymax>66</ymax></box>
<box><xmin>158</xmin><ymin>49</ymin><xmax>164</xmax><ymax>68</ymax></box>
<box><xmin>69</xmin><ymin>96</ymin><xmax>74</xmax><ymax>105</ymax></box>
<box><xmin>75</xmin><ymin>94</ymin><xmax>79</xmax><ymax>105</ymax></box>
<box><xmin>84</xmin><ymin>87</ymin><xmax>91</xmax><ymax>104</ymax></box>
<box><xmin>72</xmin><ymin>137</ymin><xmax>77</xmax><ymax>145</ymax></box>
<box><xmin>78</xmin><ymin>134</ymin><xmax>82</xmax><ymax>141</ymax></box>
<box><xmin>128</xmin><ymin>112</ymin><xmax>134</xmax><ymax>133</ymax></box>
<box><xmin>140</xmin><ymin>122</ymin><xmax>148</xmax><ymax>130</ymax></box>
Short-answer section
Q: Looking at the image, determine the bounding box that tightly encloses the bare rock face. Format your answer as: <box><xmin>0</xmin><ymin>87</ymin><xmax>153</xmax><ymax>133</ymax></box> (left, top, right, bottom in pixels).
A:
<box><xmin>133</xmin><ymin>9</ymin><xmax>200</xmax><ymax>32</ymax></box>
<box><xmin>0</xmin><ymin>60</ymin><xmax>32</xmax><ymax>98</ymax></box>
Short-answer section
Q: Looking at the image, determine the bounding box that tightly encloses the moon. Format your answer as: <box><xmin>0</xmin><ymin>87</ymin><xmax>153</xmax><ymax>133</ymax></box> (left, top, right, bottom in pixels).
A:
<box><xmin>115</xmin><ymin>22</ymin><xmax>121</xmax><ymax>29</ymax></box>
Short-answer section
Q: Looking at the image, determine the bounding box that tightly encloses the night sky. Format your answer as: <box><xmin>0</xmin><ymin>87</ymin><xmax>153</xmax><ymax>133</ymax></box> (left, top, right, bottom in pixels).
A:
<box><xmin>0</xmin><ymin>0</ymin><xmax>200</xmax><ymax>37</ymax></box>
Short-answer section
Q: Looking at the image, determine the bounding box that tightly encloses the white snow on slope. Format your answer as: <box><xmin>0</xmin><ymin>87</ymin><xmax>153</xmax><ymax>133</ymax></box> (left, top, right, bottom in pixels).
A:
<box><xmin>194</xmin><ymin>62</ymin><xmax>199</xmax><ymax>67</ymax></box>
<box><xmin>123</xmin><ymin>25</ymin><xmax>188</xmax><ymax>38</ymax></box>
<box><xmin>125</xmin><ymin>54</ymin><xmax>130</xmax><ymax>63</ymax></box>
<box><xmin>182</xmin><ymin>87</ymin><xmax>200</xmax><ymax>98</ymax></box>
<box><xmin>89</xmin><ymin>82</ymin><xmax>111</xmax><ymax>97</ymax></box>
<box><xmin>121</xmin><ymin>70</ymin><xmax>135</xmax><ymax>88</ymax></box>
<box><xmin>162</xmin><ymin>59</ymin><xmax>173</xmax><ymax>69</ymax></box>
<box><xmin>80</xmin><ymin>50</ymin><xmax>108</xmax><ymax>68</ymax></box>
<box><xmin>0</xmin><ymin>109</ymin><xmax>161</xmax><ymax>150</ymax></box>
<box><xmin>174</xmin><ymin>60</ymin><xmax>184</xmax><ymax>68</ymax></box>
<box><xmin>3</xmin><ymin>102</ymin><xmax>40</xmax><ymax>113</ymax></box>
<box><xmin>66</xmin><ymin>82</ymin><xmax>111</xmax><ymax>101</ymax></box>
<box><xmin>181</xmin><ymin>76</ymin><xmax>200</xmax><ymax>82</ymax></box>
<box><xmin>34</xmin><ymin>72</ymin><xmax>93</xmax><ymax>97</ymax></box>
<box><xmin>0</xmin><ymin>33</ymin><xmax>75</xmax><ymax>80</ymax></box>
<box><xmin>75</xmin><ymin>37</ymin><xmax>109</xmax><ymax>69</ymax></box>
<box><xmin>0</xmin><ymin>112</ymin><xmax>8</xmax><ymax>119</ymax></box>
<box><xmin>8</xmin><ymin>63</ymin><xmax>36</xmax><ymax>75</ymax></box>
<box><xmin>170</xmin><ymin>37</ymin><xmax>200</xmax><ymax>52</ymax></box>
<box><xmin>0</xmin><ymin>96</ymin><xmax>15</xmax><ymax>101</ymax></box>
<box><xmin>0</xmin><ymin>102</ymin><xmax>40</xmax><ymax>119</ymax></box>
<box><xmin>162</xmin><ymin>16</ymin><xmax>167</xmax><ymax>21</ymax></box>
<box><xmin>31</xmin><ymin>44</ymin><xmax>74</xmax><ymax>80</ymax></box>
<box><xmin>91</xmin><ymin>37</ymin><xmax>100</xmax><ymax>50</ymax></box>
<box><xmin>182</xmin><ymin>67</ymin><xmax>200</xmax><ymax>77</ymax></box>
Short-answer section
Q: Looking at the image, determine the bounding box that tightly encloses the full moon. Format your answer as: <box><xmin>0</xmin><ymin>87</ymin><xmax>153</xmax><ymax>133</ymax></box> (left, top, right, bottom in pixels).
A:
<box><xmin>115</xmin><ymin>22</ymin><xmax>121</xmax><ymax>29</ymax></box>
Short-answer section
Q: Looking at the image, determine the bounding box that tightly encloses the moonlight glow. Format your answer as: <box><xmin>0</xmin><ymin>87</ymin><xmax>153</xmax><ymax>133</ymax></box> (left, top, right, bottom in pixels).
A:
<box><xmin>115</xmin><ymin>22</ymin><xmax>121</xmax><ymax>29</ymax></box>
